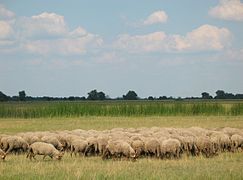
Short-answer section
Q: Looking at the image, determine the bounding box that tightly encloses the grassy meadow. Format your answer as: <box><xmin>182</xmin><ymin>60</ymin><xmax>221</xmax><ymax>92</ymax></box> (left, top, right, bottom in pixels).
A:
<box><xmin>1</xmin><ymin>101</ymin><xmax>243</xmax><ymax>179</ymax></box>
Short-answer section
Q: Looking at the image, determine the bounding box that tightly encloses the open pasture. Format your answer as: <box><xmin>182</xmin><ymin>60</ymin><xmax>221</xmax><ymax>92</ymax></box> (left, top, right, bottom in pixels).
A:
<box><xmin>1</xmin><ymin>115</ymin><xmax>243</xmax><ymax>179</ymax></box>
<box><xmin>1</xmin><ymin>101</ymin><xmax>243</xmax><ymax>179</ymax></box>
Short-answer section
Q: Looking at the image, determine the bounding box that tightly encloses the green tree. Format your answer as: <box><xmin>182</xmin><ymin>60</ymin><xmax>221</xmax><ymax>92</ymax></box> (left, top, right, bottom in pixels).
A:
<box><xmin>215</xmin><ymin>90</ymin><xmax>225</xmax><ymax>99</ymax></box>
<box><xmin>123</xmin><ymin>90</ymin><xmax>138</xmax><ymax>100</ymax></box>
<box><xmin>0</xmin><ymin>91</ymin><xmax>9</xmax><ymax>101</ymax></box>
<box><xmin>19</xmin><ymin>90</ymin><xmax>26</xmax><ymax>101</ymax></box>
<box><xmin>87</xmin><ymin>90</ymin><xmax>106</xmax><ymax>100</ymax></box>
<box><xmin>201</xmin><ymin>92</ymin><xmax>212</xmax><ymax>99</ymax></box>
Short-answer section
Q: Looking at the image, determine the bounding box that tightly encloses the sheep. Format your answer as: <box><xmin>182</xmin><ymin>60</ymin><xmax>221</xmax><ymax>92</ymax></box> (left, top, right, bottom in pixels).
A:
<box><xmin>144</xmin><ymin>138</ymin><xmax>160</xmax><ymax>157</ymax></box>
<box><xmin>131</xmin><ymin>139</ymin><xmax>144</xmax><ymax>157</ymax></box>
<box><xmin>195</xmin><ymin>136</ymin><xmax>215</xmax><ymax>158</ymax></box>
<box><xmin>159</xmin><ymin>138</ymin><xmax>182</xmax><ymax>159</ymax></box>
<box><xmin>27</xmin><ymin>142</ymin><xmax>64</xmax><ymax>160</ymax></box>
<box><xmin>102</xmin><ymin>140</ymin><xmax>136</xmax><ymax>160</ymax></box>
<box><xmin>210</xmin><ymin>132</ymin><xmax>231</xmax><ymax>152</ymax></box>
<box><xmin>84</xmin><ymin>137</ymin><xmax>99</xmax><ymax>156</ymax></box>
<box><xmin>97</xmin><ymin>136</ymin><xmax>109</xmax><ymax>155</ymax></box>
<box><xmin>70</xmin><ymin>139</ymin><xmax>88</xmax><ymax>157</ymax></box>
<box><xmin>41</xmin><ymin>136</ymin><xmax>64</xmax><ymax>151</ymax></box>
<box><xmin>231</xmin><ymin>134</ymin><xmax>243</xmax><ymax>152</ymax></box>
<box><xmin>0</xmin><ymin>149</ymin><xmax>6</xmax><ymax>160</ymax></box>
<box><xmin>1</xmin><ymin>136</ymin><xmax>29</xmax><ymax>154</ymax></box>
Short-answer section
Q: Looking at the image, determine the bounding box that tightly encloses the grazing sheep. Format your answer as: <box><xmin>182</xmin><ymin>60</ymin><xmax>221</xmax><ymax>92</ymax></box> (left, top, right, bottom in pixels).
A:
<box><xmin>97</xmin><ymin>136</ymin><xmax>109</xmax><ymax>155</ymax></box>
<box><xmin>1</xmin><ymin>136</ymin><xmax>29</xmax><ymax>154</ymax></box>
<box><xmin>41</xmin><ymin>136</ymin><xmax>64</xmax><ymax>151</ymax></box>
<box><xmin>131</xmin><ymin>139</ymin><xmax>144</xmax><ymax>157</ymax></box>
<box><xmin>27</xmin><ymin>142</ymin><xmax>64</xmax><ymax>160</ymax></box>
<box><xmin>159</xmin><ymin>138</ymin><xmax>182</xmax><ymax>159</ymax></box>
<box><xmin>0</xmin><ymin>149</ymin><xmax>6</xmax><ymax>160</ymax></box>
<box><xmin>144</xmin><ymin>138</ymin><xmax>160</xmax><ymax>157</ymax></box>
<box><xmin>103</xmin><ymin>140</ymin><xmax>136</xmax><ymax>160</ymax></box>
<box><xmin>195</xmin><ymin>136</ymin><xmax>215</xmax><ymax>158</ymax></box>
<box><xmin>84</xmin><ymin>137</ymin><xmax>99</xmax><ymax>156</ymax></box>
<box><xmin>70</xmin><ymin>139</ymin><xmax>88</xmax><ymax>157</ymax></box>
<box><xmin>231</xmin><ymin>134</ymin><xmax>243</xmax><ymax>152</ymax></box>
<box><xmin>210</xmin><ymin>132</ymin><xmax>231</xmax><ymax>152</ymax></box>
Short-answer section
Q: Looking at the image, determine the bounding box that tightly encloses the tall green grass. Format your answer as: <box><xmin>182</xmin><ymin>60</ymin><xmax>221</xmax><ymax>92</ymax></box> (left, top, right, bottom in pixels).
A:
<box><xmin>0</xmin><ymin>101</ymin><xmax>243</xmax><ymax>118</ymax></box>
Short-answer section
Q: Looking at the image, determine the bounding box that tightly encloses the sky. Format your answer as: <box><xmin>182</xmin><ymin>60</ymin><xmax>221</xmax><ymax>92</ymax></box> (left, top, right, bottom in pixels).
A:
<box><xmin>0</xmin><ymin>0</ymin><xmax>243</xmax><ymax>98</ymax></box>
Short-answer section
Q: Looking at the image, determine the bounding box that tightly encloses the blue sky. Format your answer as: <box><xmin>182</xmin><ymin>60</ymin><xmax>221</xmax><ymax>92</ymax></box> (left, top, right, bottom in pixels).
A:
<box><xmin>0</xmin><ymin>0</ymin><xmax>243</xmax><ymax>98</ymax></box>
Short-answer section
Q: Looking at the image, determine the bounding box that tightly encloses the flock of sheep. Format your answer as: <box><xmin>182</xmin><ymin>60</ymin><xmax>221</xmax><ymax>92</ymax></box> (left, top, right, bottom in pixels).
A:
<box><xmin>0</xmin><ymin>127</ymin><xmax>243</xmax><ymax>161</ymax></box>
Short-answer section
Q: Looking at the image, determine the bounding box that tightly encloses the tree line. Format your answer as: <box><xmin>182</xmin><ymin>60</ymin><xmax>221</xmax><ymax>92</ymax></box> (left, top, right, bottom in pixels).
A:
<box><xmin>0</xmin><ymin>89</ymin><xmax>243</xmax><ymax>102</ymax></box>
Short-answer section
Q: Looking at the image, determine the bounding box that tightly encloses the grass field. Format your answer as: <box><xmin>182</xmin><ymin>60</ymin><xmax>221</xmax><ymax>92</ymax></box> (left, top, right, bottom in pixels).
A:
<box><xmin>1</xmin><ymin>101</ymin><xmax>243</xmax><ymax>179</ymax></box>
<box><xmin>1</xmin><ymin>116</ymin><xmax>243</xmax><ymax>179</ymax></box>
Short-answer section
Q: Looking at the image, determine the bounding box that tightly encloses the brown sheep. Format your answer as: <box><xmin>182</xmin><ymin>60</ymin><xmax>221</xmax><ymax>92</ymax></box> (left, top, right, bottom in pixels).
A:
<box><xmin>27</xmin><ymin>142</ymin><xmax>64</xmax><ymax>160</ymax></box>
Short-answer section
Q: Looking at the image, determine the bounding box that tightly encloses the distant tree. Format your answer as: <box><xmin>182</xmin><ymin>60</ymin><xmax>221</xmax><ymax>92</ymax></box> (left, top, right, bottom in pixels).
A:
<box><xmin>0</xmin><ymin>91</ymin><xmax>9</xmax><ymax>101</ymax></box>
<box><xmin>68</xmin><ymin>96</ymin><xmax>75</xmax><ymax>101</ymax></box>
<box><xmin>97</xmin><ymin>91</ymin><xmax>106</xmax><ymax>100</ymax></box>
<box><xmin>215</xmin><ymin>90</ymin><xmax>226</xmax><ymax>99</ymax></box>
<box><xmin>18</xmin><ymin>90</ymin><xmax>26</xmax><ymax>101</ymax></box>
<box><xmin>225</xmin><ymin>93</ymin><xmax>235</xmax><ymax>99</ymax></box>
<box><xmin>235</xmin><ymin>94</ymin><xmax>243</xmax><ymax>99</ymax></box>
<box><xmin>201</xmin><ymin>92</ymin><xmax>212</xmax><ymax>99</ymax></box>
<box><xmin>148</xmin><ymin>96</ymin><xmax>154</xmax><ymax>100</ymax></box>
<box><xmin>87</xmin><ymin>89</ymin><xmax>106</xmax><ymax>100</ymax></box>
<box><xmin>123</xmin><ymin>90</ymin><xmax>138</xmax><ymax>100</ymax></box>
<box><xmin>158</xmin><ymin>96</ymin><xmax>167</xmax><ymax>100</ymax></box>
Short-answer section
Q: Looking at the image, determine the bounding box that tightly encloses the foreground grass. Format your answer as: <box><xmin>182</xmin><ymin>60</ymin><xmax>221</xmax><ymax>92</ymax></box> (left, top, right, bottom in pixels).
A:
<box><xmin>1</xmin><ymin>116</ymin><xmax>243</xmax><ymax>179</ymax></box>
<box><xmin>1</xmin><ymin>152</ymin><xmax>243</xmax><ymax>180</ymax></box>
<box><xmin>0</xmin><ymin>116</ymin><xmax>243</xmax><ymax>134</ymax></box>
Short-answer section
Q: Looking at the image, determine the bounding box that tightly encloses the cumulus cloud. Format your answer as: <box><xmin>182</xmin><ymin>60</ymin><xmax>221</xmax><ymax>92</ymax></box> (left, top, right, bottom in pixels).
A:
<box><xmin>0</xmin><ymin>21</ymin><xmax>13</xmax><ymax>39</ymax></box>
<box><xmin>0</xmin><ymin>4</ymin><xmax>15</xmax><ymax>20</ymax></box>
<box><xmin>0</xmin><ymin>8</ymin><xmax>103</xmax><ymax>55</ymax></box>
<box><xmin>143</xmin><ymin>10</ymin><xmax>168</xmax><ymax>25</ymax></box>
<box><xmin>18</xmin><ymin>12</ymin><xmax>68</xmax><ymax>38</ymax></box>
<box><xmin>115</xmin><ymin>25</ymin><xmax>232</xmax><ymax>53</ymax></box>
<box><xmin>115</xmin><ymin>32</ymin><xmax>166</xmax><ymax>53</ymax></box>
<box><xmin>172</xmin><ymin>24</ymin><xmax>231</xmax><ymax>52</ymax></box>
<box><xmin>209</xmin><ymin>0</ymin><xmax>243</xmax><ymax>21</ymax></box>
<box><xmin>24</xmin><ymin>31</ymin><xmax>103</xmax><ymax>55</ymax></box>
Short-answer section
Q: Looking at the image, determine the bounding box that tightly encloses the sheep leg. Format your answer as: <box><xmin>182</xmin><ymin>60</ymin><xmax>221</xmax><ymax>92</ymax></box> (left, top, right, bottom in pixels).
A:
<box><xmin>43</xmin><ymin>155</ymin><xmax>47</xmax><ymax>160</ymax></box>
<box><xmin>6</xmin><ymin>145</ymin><xmax>13</xmax><ymax>154</ymax></box>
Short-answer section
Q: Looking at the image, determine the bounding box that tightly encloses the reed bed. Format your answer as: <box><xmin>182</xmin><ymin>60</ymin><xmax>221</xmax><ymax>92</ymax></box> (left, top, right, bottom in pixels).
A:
<box><xmin>0</xmin><ymin>101</ymin><xmax>243</xmax><ymax>118</ymax></box>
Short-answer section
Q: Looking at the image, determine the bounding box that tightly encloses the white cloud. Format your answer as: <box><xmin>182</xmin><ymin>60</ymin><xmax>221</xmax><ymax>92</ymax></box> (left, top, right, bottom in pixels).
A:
<box><xmin>115</xmin><ymin>32</ymin><xmax>167</xmax><ymax>53</ymax></box>
<box><xmin>115</xmin><ymin>25</ymin><xmax>231</xmax><ymax>53</ymax></box>
<box><xmin>172</xmin><ymin>24</ymin><xmax>232</xmax><ymax>52</ymax></box>
<box><xmin>144</xmin><ymin>10</ymin><xmax>168</xmax><ymax>25</ymax></box>
<box><xmin>209</xmin><ymin>0</ymin><xmax>243</xmax><ymax>21</ymax></box>
<box><xmin>24</xmin><ymin>27</ymin><xmax>103</xmax><ymax>55</ymax></box>
<box><xmin>0</xmin><ymin>21</ymin><xmax>13</xmax><ymax>39</ymax></box>
<box><xmin>0</xmin><ymin>10</ymin><xmax>103</xmax><ymax>55</ymax></box>
<box><xmin>19</xmin><ymin>12</ymin><xmax>68</xmax><ymax>38</ymax></box>
<box><xmin>0</xmin><ymin>4</ymin><xmax>15</xmax><ymax>20</ymax></box>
